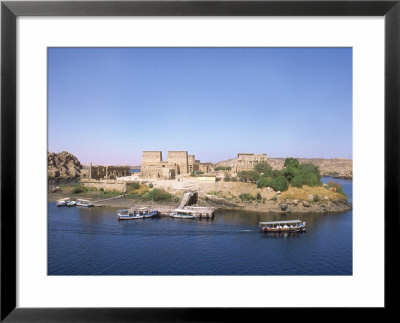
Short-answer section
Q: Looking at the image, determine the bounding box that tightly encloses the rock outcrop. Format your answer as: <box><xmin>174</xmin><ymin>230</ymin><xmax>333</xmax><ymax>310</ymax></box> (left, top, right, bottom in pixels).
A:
<box><xmin>48</xmin><ymin>151</ymin><xmax>82</xmax><ymax>178</ymax></box>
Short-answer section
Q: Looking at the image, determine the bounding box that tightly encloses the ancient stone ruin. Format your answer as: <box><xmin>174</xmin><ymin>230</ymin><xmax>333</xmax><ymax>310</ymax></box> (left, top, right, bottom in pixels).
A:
<box><xmin>80</xmin><ymin>164</ymin><xmax>131</xmax><ymax>180</ymax></box>
<box><xmin>140</xmin><ymin>151</ymin><xmax>212</xmax><ymax>179</ymax></box>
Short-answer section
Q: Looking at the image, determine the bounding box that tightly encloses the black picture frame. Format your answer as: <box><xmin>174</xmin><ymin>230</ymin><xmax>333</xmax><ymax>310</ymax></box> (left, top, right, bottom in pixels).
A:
<box><xmin>1</xmin><ymin>0</ymin><xmax>398</xmax><ymax>321</ymax></box>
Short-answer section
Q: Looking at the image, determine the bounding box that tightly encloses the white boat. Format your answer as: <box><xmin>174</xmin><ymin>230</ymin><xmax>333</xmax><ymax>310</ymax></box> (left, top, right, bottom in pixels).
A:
<box><xmin>56</xmin><ymin>198</ymin><xmax>71</xmax><ymax>207</ymax></box>
<box><xmin>117</xmin><ymin>207</ymin><xmax>158</xmax><ymax>220</ymax></box>
<box><xmin>259</xmin><ymin>220</ymin><xmax>306</xmax><ymax>233</ymax></box>
<box><xmin>169</xmin><ymin>209</ymin><xmax>198</xmax><ymax>219</ymax></box>
<box><xmin>67</xmin><ymin>200</ymin><xmax>76</xmax><ymax>207</ymax></box>
<box><xmin>76</xmin><ymin>199</ymin><xmax>93</xmax><ymax>207</ymax></box>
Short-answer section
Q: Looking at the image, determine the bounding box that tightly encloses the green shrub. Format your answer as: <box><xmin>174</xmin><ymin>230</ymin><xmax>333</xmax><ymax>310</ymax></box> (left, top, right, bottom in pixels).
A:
<box><xmin>127</xmin><ymin>182</ymin><xmax>140</xmax><ymax>190</ymax></box>
<box><xmin>271</xmin><ymin>170</ymin><xmax>282</xmax><ymax>178</ymax></box>
<box><xmin>302</xmin><ymin>172</ymin><xmax>319</xmax><ymax>187</ymax></box>
<box><xmin>224</xmin><ymin>173</ymin><xmax>231</xmax><ymax>182</ymax></box>
<box><xmin>256</xmin><ymin>193</ymin><xmax>262</xmax><ymax>201</ymax></box>
<box><xmin>299</xmin><ymin>163</ymin><xmax>321</xmax><ymax>182</ymax></box>
<box><xmin>239</xmin><ymin>193</ymin><xmax>255</xmax><ymax>202</ymax></box>
<box><xmin>145</xmin><ymin>189</ymin><xmax>177</xmax><ymax>202</ymax></box>
<box><xmin>291</xmin><ymin>175</ymin><xmax>304</xmax><ymax>188</ymax></box>
<box><xmin>284</xmin><ymin>157</ymin><xmax>300</xmax><ymax>169</ymax></box>
<box><xmin>282</xmin><ymin>167</ymin><xmax>299</xmax><ymax>182</ymax></box>
<box><xmin>238</xmin><ymin>170</ymin><xmax>259</xmax><ymax>182</ymax></box>
<box><xmin>313</xmin><ymin>195</ymin><xmax>320</xmax><ymax>202</ymax></box>
<box><xmin>71</xmin><ymin>185</ymin><xmax>86</xmax><ymax>194</ymax></box>
<box><xmin>257</xmin><ymin>177</ymin><xmax>270</xmax><ymax>188</ymax></box>
<box><xmin>270</xmin><ymin>176</ymin><xmax>289</xmax><ymax>192</ymax></box>
<box><xmin>254</xmin><ymin>161</ymin><xmax>273</xmax><ymax>176</ymax></box>
<box><xmin>270</xmin><ymin>196</ymin><xmax>277</xmax><ymax>201</ymax></box>
<box><xmin>149</xmin><ymin>183</ymin><xmax>153</xmax><ymax>188</ymax></box>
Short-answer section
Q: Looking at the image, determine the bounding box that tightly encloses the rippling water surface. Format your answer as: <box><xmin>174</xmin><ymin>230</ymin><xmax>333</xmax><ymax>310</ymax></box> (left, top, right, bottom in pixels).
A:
<box><xmin>48</xmin><ymin>177</ymin><xmax>352</xmax><ymax>275</ymax></box>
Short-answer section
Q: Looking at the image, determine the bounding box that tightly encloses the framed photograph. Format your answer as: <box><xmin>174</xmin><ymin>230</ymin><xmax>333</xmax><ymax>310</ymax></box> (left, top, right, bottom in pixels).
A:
<box><xmin>1</xmin><ymin>0</ymin><xmax>398</xmax><ymax>321</ymax></box>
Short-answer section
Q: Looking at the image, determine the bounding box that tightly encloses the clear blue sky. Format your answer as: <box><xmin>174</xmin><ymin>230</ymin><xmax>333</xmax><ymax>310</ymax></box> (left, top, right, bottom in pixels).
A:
<box><xmin>48</xmin><ymin>47</ymin><xmax>352</xmax><ymax>165</ymax></box>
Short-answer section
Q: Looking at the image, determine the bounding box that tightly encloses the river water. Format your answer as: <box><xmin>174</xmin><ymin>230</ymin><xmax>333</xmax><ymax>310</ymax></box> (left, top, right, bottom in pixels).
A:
<box><xmin>48</xmin><ymin>177</ymin><xmax>352</xmax><ymax>275</ymax></box>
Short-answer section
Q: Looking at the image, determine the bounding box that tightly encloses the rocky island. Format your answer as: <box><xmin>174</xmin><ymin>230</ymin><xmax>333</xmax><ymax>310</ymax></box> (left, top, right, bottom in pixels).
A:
<box><xmin>48</xmin><ymin>151</ymin><xmax>82</xmax><ymax>179</ymax></box>
<box><xmin>48</xmin><ymin>151</ymin><xmax>352</xmax><ymax>215</ymax></box>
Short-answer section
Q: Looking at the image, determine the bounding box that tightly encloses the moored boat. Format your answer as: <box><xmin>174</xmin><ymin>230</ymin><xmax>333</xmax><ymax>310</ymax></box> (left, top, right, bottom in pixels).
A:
<box><xmin>169</xmin><ymin>209</ymin><xmax>198</xmax><ymax>219</ymax></box>
<box><xmin>56</xmin><ymin>198</ymin><xmax>71</xmax><ymax>207</ymax></box>
<box><xmin>259</xmin><ymin>220</ymin><xmax>306</xmax><ymax>233</ymax></box>
<box><xmin>76</xmin><ymin>199</ymin><xmax>93</xmax><ymax>207</ymax></box>
<box><xmin>67</xmin><ymin>200</ymin><xmax>76</xmax><ymax>207</ymax></box>
<box><xmin>117</xmin><ymin>207</ymin><xmax>158</xmax><ymax>220</ymax></box>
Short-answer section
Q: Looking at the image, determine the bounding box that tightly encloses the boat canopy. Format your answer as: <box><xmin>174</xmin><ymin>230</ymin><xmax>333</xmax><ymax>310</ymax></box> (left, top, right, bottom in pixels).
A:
<box><xmin>259</xmin><ymin>220</ymin><xmax>303</xmax><ymax>226</ymax></box>
<box><xmin>129</xmin><ymin>207</ymin><xmax>151</xmax><ymax>211</ymax></box>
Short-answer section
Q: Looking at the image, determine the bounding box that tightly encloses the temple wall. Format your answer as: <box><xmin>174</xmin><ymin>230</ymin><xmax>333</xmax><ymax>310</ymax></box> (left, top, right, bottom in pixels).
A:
<box><xmin>80</xmin><ymin>179</ymin><xmax>127</xmax><ymax>192</ymax></box>
<box><xmin>168</xmin><ymin>151</ymin><xmax>189</xmax><ymax>175</ymax></box>
<box><xmin>236</xmin><ymin>153</ymin><xmax>267</xmax><ymax>172</ymax></box>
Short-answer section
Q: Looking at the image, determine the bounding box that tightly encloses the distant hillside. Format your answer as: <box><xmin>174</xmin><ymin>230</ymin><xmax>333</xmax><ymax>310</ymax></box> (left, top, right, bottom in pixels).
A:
<box><xmin>216</xmin><ymin>157</ymin><xmax>352</xmax><ymax>178</ymax></box>
<box><xmin>48</xmin><ymin>151</ymin><xmax>82</xmax><ymax>178</ymax></box>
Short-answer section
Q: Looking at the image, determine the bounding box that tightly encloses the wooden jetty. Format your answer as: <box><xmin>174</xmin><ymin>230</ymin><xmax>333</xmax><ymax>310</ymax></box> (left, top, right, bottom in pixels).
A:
<box><xmin>91</xmin><ymin>195</ymin><xmax>125</xmax><ymax>206</ymax></box>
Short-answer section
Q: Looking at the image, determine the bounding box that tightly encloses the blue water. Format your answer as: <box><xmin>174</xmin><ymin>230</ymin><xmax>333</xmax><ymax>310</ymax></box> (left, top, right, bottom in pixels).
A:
<box><xmin>48</xmin><ymin>177</ymin><xmax>352</xmax><ymax>275</ymax></box>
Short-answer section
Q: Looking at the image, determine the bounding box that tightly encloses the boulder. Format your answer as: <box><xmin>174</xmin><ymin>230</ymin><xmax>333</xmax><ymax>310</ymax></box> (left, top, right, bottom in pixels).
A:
<box><xmin>307</xmin><ymin>194</ymin><xmax>313</xmax><ymax>201</ymax></box>
<box><xmin>293</xmin><ymin>199</ymin><xmax>299</xmax><ymax>205</ymax></box>
<box><xmin>280</xmin><ymin>203</ymin><xmax>288</xmax><ymax>211</ymax></box>
<box><xmin>302</xmin><ymin>200</ymin><xmax>311</xmax><ymax>207</ymax></box>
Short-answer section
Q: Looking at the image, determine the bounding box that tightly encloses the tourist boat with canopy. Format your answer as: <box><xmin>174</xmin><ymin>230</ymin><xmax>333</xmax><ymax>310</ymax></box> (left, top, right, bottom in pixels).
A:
<box><xmin>117</xmin><ymin>207</ymin><xmax>158</xmax><ymax>220</ymax></box>
<box><xmin>259</xmin><ymin>220</ymin><xmax>306</xmax><ymax>233</ymax></box>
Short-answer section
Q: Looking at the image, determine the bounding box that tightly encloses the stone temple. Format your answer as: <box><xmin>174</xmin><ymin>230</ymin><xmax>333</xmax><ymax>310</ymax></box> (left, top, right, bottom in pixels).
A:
<box><xmin>140</xmin><ymin>151</ymin><xmax>212</xmax><ymax>179</ymax></box>
<box><xmin>80</xmin><ymin>164</ymin><xmax>131</xmax><ymax>180</ymax></box>
<box><xmin>235</xmin><ymin>153</ymin><xmax>267</xmax><ymax>172</ymax></box>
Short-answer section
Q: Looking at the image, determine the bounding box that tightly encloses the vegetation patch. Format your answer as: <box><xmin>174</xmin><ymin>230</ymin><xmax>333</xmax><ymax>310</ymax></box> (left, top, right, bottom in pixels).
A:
<box><xmin>239</xmin><ymin>193</ymin><xmax>255</xmax><ymax>202</ymax></box>
<box><xmin>234</xmin><ymin>158</ymin><xmax>323</xmax><ymax>193</ymax></box>
<box><xmin>71</xmin><ymin>185</ymin><xmax>87</xmax><ymax>194</ymax></box>
<box><xmin>145</xmin><ymin>189</ymin><xmax>179</xmax><ymax>202</ymax></box>
<box><xmin>280</xmin><ymin>186</ymin><xmax>346</xmax><ymax>202</ymax></box>
<box><xmin>326</xmin><ymin>181</ymin><xmax>345</xmax><ymax>195</ymax></box>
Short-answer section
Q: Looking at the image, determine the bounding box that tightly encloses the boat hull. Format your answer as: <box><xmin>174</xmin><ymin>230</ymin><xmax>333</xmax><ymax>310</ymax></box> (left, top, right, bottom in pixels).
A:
<box><xmin>170</xmin><ymin>214</ymin><xmax>196</xmax><ymax>219</ymax></box>
<box><xmin>118</xmin><ymin>211</ymin><xmax>158</xmax><ymax>220</ymax></box>
<box><xmin>260</xmin><ymin>227</ymin><xmax>306</xmax><ymax>233</ymax></box>
<box><xmin>76</xmin><ymin>203</ymin><xmax>93</xmax><ymax>208</ymax></box>
<box><xmin>57</xmin><ymin>202</ymin><xmax>68</xmax><ymax>207</ymax></box>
